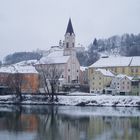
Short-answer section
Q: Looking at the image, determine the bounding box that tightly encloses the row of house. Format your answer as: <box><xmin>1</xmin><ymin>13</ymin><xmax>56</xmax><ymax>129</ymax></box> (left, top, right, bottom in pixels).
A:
<box><xmin>1</xmin><ymin>18</ymin><xmax>140</xmax><ymax>96</ymax></box>
<box><xmin>0</xmin><ymin>64</ymin><xmax>39</xmax><ymax>94</ymax></box>
<box><xmin>88</xmin><ymin>56</ymin><xmax>140</xmax><ymax>95</ymax></box>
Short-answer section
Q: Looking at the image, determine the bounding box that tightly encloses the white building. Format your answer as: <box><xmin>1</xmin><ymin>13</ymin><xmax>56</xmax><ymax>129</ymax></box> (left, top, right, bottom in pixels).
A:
<box><xmin>90</xmin><ymin>68</ymin><xmax>114</xmax><ymax>93</ymax></box>
<box><xmin>111</xmin><ymin>74</ymin><xmax>132</xmax><ymax>95</ymax></box>
<box><xmin>36</xmin><ymin>19</ymin><xmax>80</xmax><ymax>85</ymax></box>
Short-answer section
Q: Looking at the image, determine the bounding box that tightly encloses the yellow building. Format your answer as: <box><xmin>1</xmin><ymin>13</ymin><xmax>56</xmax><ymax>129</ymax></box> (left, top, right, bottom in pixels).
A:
<box><xmin>88</xmin><ymin>56</ymin><xmax>140</xmax><ymax>93</ymax></box>
<box><xmin>89</xmin><ymin>68</ymin><xmax>114</xmax><ymax>93</ymax></box>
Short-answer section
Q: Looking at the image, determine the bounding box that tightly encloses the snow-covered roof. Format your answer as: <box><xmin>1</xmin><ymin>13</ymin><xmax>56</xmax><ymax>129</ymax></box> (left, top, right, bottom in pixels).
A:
<box><xmin>130</xmin><ymin>56</ymin><xmax>140</xmax><ymax>66</ymax></box>
<box><xmin>116</xmin><ymin>74</ymin><xmax>133</xmax><ymax>80</ymax></box>
<box><xmin>15</xmin><ymin>60</ymin><xmax>38</xmax><ymax>66</ymax></box>
<box><xmin>80</xmin><ymin>66</ymin><xmax>88</xmax><ymax>72</ymax></box>
<box><xmin>39</xmin><ymin>50</ymin><xmax>70</xmax><ymax>64</ymax></box>
<box><xmin>96</xmin><ymin>69</ymin><xmax>114</xmax><ymax>77</ymax></box>
<box><xmin>0</xmin><ymin>65</ymin><xmax>38</xmax><ymax>74</ymax></box>
<box><xmin>90</xmin><ymin>56</ymin><xmax>140</xmax><ymax>68</ymax></box>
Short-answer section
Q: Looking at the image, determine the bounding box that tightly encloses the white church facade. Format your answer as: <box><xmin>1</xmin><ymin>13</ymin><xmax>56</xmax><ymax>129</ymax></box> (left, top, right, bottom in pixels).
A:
<box><xmin>38</xmin><ymin>19</ymin><xmax>80</xmax><ymax>85</ymax></box>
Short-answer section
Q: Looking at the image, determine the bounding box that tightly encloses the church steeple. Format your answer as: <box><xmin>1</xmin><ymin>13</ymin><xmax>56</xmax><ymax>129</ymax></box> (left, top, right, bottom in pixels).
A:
<box><xmin>64</xmin><ymin>18</ymin><xmax>76</xmax><ymax>56</ymax></box>
<box><xmin>65</xmin><ymin>18</ymin><xmax>74</xmax><ymax>35</ymax></box>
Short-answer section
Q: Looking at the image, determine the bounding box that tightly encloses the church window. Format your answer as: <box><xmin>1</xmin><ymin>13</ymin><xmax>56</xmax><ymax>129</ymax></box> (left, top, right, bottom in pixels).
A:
<box><xmin>68</xmin><ymin>75</ymin><xmax>70</xmax><ymax>83</ymax></box>
<box><xmin>72</xmin><ymin>43</ymin><xmax>74</xmax><ymax>47</ymax></box>
<box><xmin>66</xmin><ymin>42</ymin><xmax>69</xmax><ymax>48</ymax></box>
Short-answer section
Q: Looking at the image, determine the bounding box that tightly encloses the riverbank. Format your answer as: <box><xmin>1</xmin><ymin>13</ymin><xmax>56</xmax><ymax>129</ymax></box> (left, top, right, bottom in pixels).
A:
<box><xmin>0</xmin><ymin>93</ymin><xmax>140</xmax><ymax>107</ymax></box>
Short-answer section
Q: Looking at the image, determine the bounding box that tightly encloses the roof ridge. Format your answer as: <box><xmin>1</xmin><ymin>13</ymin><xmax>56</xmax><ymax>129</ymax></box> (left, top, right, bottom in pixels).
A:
<box><xmin>129</xmin><ymin>57</ymin><xmax>133</xmax><ymax>66</ymax></box>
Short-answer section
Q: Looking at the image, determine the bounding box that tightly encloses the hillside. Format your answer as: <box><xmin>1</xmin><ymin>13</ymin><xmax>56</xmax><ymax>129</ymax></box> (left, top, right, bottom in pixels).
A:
<box><xmin>77</xmin><ymin>33</ymin><xmax>140</xmax><ymax>66</ymax></box>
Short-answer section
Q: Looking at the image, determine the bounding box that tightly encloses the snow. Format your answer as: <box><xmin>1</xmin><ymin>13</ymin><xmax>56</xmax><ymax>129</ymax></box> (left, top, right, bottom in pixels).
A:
<box><xmin>96</xmin><ymin>69</ymin><xmax>114</xmax><ymax>77</ymax></box>
<box><xmin>130</xmin><ymin>56</ymin><xmax>140</xmax><ymax>66</ymax></box>
<box><xmin>15</xmin><ymin>60</ymin><xmax>38</xmax><ymax>66</ymax></box>
<box><xmin>0</xmin><ymin>93</ymin><xmax>140</xmax><ymax>107</ymax></box>
<box><xmin>116</xmin><ymin>74</ymin><xmax>133</xmax><ymax>80</ymax></box>
<box><xmin>0</xmin><ymin>65</ymin><xmax>38</xmax><ymax>74</ymax></box>
<box><xmin>90</xmin><ymin>56</ymin><xmax>140</xmax><ymax>68</ymax></box>
<box><xmin>80</xmin><ymin>66</ymin><xmax>88</xmax><ymax>72</ymax></box>
<box><xmin>39</xmin><ymin>50</ymin><xmax>70</xmax><ymax>64</ymax></box>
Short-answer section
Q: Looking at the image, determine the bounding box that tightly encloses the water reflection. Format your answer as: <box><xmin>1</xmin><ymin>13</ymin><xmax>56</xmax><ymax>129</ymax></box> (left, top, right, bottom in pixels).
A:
<box><xmin>0</xmin><ymin>105</ymin><xmax>140</xmax><ymax>140</ymax></box>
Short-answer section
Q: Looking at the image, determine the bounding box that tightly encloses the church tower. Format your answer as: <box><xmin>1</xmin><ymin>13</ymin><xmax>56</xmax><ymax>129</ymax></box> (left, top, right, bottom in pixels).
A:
<box><xmin>63</xmin><ymin>18</ymin><xmax>76</xmax><ymax>56</ymax></box>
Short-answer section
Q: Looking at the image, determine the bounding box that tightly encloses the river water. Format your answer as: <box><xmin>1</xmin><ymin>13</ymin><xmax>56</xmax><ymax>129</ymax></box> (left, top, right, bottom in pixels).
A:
<box><xmin>0</xmin><ymin>105</ymin><xmax>140</xmax><ymax>140</ymax></box>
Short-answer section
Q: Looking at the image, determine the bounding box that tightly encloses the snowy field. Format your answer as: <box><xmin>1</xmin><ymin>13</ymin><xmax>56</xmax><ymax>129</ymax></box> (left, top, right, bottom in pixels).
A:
<box><xmin>0</xmin><ymin>92</ymin><xmax>140</xmax><ymax>107</ymax></box>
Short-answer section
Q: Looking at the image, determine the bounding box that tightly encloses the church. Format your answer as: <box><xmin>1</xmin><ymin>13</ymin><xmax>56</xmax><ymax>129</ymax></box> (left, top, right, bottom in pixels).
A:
<box><xmin>38</xmin><ymin>19</ymin><xmax>80</xmax><ymax>85</ymax></box>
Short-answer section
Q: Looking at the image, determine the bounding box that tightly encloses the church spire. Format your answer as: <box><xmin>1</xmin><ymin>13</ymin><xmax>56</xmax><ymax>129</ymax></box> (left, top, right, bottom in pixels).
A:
<box><xmin>66</xmin><ymin>18</ymin><xmax>74</xmax><ymax>35</ymax></box>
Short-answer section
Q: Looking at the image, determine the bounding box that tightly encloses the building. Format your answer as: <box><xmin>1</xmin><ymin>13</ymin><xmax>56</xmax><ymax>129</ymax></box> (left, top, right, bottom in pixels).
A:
<box><xmin>0</xmin><ymin>65</ymin><xmax>39</xmax><ymax>93</ymax></box>
<box><xmin>89</xmin><ymin>56</ymin><xmax>140</xmax><ymax>76</ymax></box>
<box><xmin>131</xmin><ymin>77</ymin><xmax>140</xmax><ymax>95</ymax></box>
<box><xmin>36</xmin><ymin>19</ymin><xmax>80</xmax><ymax>87</ymax></box>
<box><xmin>111</xmin><ymin>74</ymin><xmax>132</xmax><ymax>95</ymax></box>
<box><xmin>79</xmin><ymin>66</ymin><xmax>88</xmax><ymax>85</ymax></box>
<box><xmin>89</xmin><ymin>68</ymin><xmax>114</xmax><ymax>93</ymax></box>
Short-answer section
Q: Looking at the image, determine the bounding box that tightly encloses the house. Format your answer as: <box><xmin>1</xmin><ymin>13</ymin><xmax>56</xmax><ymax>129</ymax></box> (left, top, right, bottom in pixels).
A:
<box><xmin>111</xmin><ymin>74</ymin><xmax>132</xmax><ymax>95</ymax></box>
<box><xmin>89</xmin><ymin>68</ymin><xmax>114</xmax><ymax>93</ymax></box>
<box><xmin>131</xmin><ymin>77</ymin><xmax>140</xmax><ymax>95</ymax></box>
<box><xmin>0</xmin><ymin>65</ymin><xmax>39</xmax><ymax>94</ymax></box>
<box><xmin>79</xmin><ymin>66</ymin><xmax>88</xmax><ymax>85</ymax></box>
<box><xmin>36</xmin><ymin>19</ymin><xmax>80</xmax><ymax>88</ymax></box>
<box><xmin>89</xmin><ymin>56</ymin><xmax>140</xmax><ymax>76</ymax></box>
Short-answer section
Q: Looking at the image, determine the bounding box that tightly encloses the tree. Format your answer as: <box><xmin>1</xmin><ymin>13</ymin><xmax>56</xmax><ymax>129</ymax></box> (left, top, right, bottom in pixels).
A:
<box><xmin>4</xmin><ymin>52</ymin><xmax>42</xmax><ymax>65</ymax></box>
<box><xmin>36</xmin><ymin>64</ymin><xmax>63</xmax><ymax>102</ymax></box>
<box><xmin>6</xmin><ymin>66</ymin><xmax>24</xmax><ymax>102</ymax></box>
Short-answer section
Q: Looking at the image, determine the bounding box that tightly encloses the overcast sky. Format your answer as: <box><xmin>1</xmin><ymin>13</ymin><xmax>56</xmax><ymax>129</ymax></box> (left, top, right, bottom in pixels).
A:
<box><xmin>0</xmin><ymin>0</ymin><xmax>140</xmax><ymax>60</ymax></box>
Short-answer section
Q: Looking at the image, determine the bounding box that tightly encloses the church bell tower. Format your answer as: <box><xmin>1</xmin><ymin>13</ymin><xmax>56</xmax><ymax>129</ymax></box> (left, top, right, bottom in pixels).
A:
<box><xmin>63</xmin><ymin>18</ymin><xmax>76</xmax><ymax>56</ymax></box>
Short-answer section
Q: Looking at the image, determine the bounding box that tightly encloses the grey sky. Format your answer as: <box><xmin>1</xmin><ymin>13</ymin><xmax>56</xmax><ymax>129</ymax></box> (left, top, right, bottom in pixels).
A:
<box><xmin>0</xmin><ymin>0</ymin><xmax>140</xmax><ymax>60</ymax></box>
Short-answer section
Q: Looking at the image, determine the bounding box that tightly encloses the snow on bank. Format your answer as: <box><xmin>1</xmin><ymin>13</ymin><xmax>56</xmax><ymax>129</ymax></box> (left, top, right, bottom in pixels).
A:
<box><xmin>58</xmin><ymin>95</ymin><xmax>140</xmax><ymax>106</ymax></box>
<box><xmin>0</xmin><ymin>94</ymin><xmax>140</xmax><ymax>107</ymax></box>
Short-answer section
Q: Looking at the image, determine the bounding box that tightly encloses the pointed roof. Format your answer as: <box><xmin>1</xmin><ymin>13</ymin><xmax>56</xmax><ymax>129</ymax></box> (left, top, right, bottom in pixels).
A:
<box><xmin>65</xmin><ymin>18</ymin><xmax>74</xmax><ymax>35</ymax></box>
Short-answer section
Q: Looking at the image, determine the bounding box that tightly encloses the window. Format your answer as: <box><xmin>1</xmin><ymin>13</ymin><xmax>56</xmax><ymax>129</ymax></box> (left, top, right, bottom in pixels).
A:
<box><xmin>68</xmin><ymin>75</ymin><xmax>70</xmax><ymax>83</ymax></box>
<box><xmin>72</xmin><ymin>43</ymin><xmax>74</xmax><ymax>47</ymax></box>
<box><xmin>66</xmin><ymin>42</ymin><xmax>69</xmax><ymax>48</ymax></box>
<box><xmin>122</xmin><ymin>68</ymin><xmax>125</xmax><ymax>73</ymax></box>
<box><xmin>77</xmin><ymin>70</ymin><xmax>79</xmax><ymax>72</ymax></box>
<box><xmin>68</xmin><ymin>69</ymin><xmax>70</xmax><ymax>72</ymax></box>
<box><xmin>77</xmin><ymin>76</ymin><xmax>78</xmax><ymax>83</ymax></box>
<box><xmin>136</xmin><ymin>68</ymin><xmax>138</xmax><ymax>73</ymax></box>
<box><xmin>115</xmin><ymin>68</ymin><xmax>117</xmax><ymax>73</ymax></box>
<box><xmin>62</xmin><ymin>75</ymin><xmax>64</xmax><ymax>78</ymax></box>
<box><xmin>99</xmin><ymin>82</ymin><xmax>101</xmax><ymax>85</ymax></box>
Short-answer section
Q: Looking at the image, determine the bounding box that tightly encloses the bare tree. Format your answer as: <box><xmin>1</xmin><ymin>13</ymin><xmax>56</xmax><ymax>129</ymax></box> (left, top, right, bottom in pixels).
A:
<box><xmin>37</xmin><ymin>64</ymin><xmax>63</xmax><ymax>102</ymax></box>
<box><xmin>6</xmin><ymin>66</ymin><xmax>24</xmax><ymax>101</ymax></box>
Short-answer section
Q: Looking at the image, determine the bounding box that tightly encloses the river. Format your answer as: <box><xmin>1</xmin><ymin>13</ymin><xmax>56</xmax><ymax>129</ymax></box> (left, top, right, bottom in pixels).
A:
<box><xmin>0</xmin><ymin>105</ymin><xmax>140</xmax><ymax>140</ymax></box>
